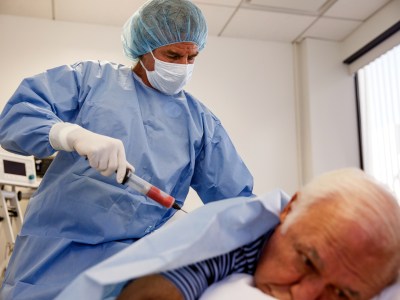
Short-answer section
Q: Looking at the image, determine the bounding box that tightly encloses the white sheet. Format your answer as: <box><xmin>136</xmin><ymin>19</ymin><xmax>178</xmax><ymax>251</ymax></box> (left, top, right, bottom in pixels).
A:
<box><xmin>200</xmin><ymin>274</ymin><xmax>277</xmax><ymax>300</ymax></box>
<box><xmin>372</xmin><ymin>277</ymin><xmax>400</xmax><ymax>300</ymax></box>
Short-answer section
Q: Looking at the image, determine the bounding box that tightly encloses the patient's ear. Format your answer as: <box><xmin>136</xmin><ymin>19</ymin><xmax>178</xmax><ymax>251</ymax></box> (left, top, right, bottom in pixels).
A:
<box><xmin>279</xmin><ymin>193</ymin><xmax>298</xmax><ymax>223</ymax></box>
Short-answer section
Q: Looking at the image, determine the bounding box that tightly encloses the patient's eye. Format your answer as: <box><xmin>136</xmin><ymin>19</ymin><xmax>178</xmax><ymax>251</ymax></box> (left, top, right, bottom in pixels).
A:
<box><xmin>300</xmin><ymin>253</ymin><xmax>316</xmax><ymax>271</ymax></box>
<box><xmin>332</xmin><ymin>286</ymin><xmax>349</xmax><ymax>299</ymax></box>
<box><xmin>295</xmin><ymin>245</ymin><xmax>322</xmax><ymax>274</ymax></box>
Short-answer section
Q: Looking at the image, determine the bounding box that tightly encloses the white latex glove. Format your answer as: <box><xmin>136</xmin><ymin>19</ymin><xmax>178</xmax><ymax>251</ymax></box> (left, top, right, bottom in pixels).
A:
<box><xmin>49</xmin><ymin>122</ymin><xmax>134</xmax><ymax>183</ymax></box>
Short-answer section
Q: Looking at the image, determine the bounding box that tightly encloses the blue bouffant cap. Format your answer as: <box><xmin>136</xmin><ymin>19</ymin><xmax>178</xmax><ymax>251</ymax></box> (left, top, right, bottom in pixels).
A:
<box><xmin>121</xmin><ymin>0</ymin><xmax>208</xmax><ymax>61</ymax></box>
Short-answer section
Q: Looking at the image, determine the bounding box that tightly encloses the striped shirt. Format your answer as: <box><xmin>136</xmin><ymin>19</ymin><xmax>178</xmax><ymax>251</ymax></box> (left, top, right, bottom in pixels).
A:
<box><xmin>161</xmin><ymin>229</ymin><xmax>274</xmax><ymax>300</ymax></box>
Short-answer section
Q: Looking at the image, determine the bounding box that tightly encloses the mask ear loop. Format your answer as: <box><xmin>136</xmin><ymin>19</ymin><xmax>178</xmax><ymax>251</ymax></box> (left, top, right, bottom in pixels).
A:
<box><xmin>139</xmin><ymin>59</ymin><xmax>149</xmax><ymax>71</ymax></box>
<box><xmin>139</xmin><ymin>48</ymin><xmax>156</xmax><ymax>72</ymax></box>
<box><xmin>144</xmin><ymin>44</ymin><xmax>156</xmax><ymax>61</ymax></box>
<box><xmin>149</xmin><ymin>50</ymin><xmax>156</xmax><ymax>60</ymax></box>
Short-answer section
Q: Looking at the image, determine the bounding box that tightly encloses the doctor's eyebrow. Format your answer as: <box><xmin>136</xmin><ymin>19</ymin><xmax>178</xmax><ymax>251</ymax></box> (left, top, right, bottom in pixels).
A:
<box><xmin>165</xmin><ymin>49</ymin><xmax>199</xmax><ymax>59</ymax></box>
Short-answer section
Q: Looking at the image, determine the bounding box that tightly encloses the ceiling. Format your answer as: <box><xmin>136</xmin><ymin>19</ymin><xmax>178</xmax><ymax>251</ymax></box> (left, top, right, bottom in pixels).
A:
<box><xmin>0</xmin><ymin>0</ymin><xmax>393</xmax><ymax>43</ymax></box>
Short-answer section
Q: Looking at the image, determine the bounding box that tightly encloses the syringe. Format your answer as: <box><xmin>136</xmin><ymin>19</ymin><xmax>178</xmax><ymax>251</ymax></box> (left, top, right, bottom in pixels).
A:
<box><xmin>122</xmin><ymin>169</ymin><xmax>187</xmax><ymax>213</ymax></box>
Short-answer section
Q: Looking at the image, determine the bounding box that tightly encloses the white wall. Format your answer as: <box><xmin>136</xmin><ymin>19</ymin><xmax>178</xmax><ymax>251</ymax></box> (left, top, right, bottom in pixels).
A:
<box><xmin>186</xmin><ymin>37</ymin><xmax>298</xmax><ymax>197</ymax></box>
<box><xmin>293</xmin><ymin>0</ymin><xmax>400</xmax><ymax>184</ymax></box>
<box><xmin>0</xmin><ymin>15</ymin><xmax>132</xmax><ymax>101</ymax></box>
<box><xmin>0</xmin><ymin>15</ymin><xmax>298</xmax><ymax>198</ymax></box>
<box><xmin>295</xmin><ymin>38</ymin><xmax>360</xmax><ymax>184</ymax></box>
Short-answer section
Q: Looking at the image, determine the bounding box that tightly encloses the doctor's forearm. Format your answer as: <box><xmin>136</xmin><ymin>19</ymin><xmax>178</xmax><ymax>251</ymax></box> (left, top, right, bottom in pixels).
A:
<box><xmin>117</xmin><ymin>274</ymin><xmax>184</xmax><ymax>300</ymax></box>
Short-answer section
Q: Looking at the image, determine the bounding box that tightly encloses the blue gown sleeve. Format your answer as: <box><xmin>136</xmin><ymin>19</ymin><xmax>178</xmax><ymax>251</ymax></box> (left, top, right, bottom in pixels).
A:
<box><xmin>191</xmin><ymin>117</ymin><xmax>254</xmax><ymax>203</ymax></box>
<box><xmin>0</xmin><ymin>62</ymin><xmax>88</xmax><ymax>158</ymax></box>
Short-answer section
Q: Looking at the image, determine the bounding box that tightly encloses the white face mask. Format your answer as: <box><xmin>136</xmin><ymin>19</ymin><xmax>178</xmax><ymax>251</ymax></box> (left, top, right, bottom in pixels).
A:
<box><xmin>140</xmin><ymin>51</ymin><xmax>194</xmax><ymax>95</ymax></box>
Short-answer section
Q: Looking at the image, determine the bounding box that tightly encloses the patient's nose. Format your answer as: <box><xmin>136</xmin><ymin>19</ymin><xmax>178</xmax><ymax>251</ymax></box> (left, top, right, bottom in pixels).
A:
<box><xmin>291</xmin><ymin>276</ymin><xmax>325</xmax><ymax>300</ymax></box>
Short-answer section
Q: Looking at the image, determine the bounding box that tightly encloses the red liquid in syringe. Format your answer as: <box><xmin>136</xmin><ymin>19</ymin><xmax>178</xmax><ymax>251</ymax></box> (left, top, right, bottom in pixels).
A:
<box><xmin>123</xmin><ymin>170</ymin><xmax>185</xmax><ymax>211</ymax></box>
<box><xmin>146</xmin><ymin>186</ymin><xmax>175</xmax><ymax>208</ymax></box>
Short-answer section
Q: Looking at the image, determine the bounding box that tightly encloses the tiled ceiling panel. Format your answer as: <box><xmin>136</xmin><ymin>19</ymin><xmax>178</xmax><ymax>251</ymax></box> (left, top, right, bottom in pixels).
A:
<box><xmin>222</xmin><ymin>9</ymin><xmax>316</xmax><ymax>42</ymax></box>
<box><xmin>54</xmin><ymin>0</ymin><xmax>145</xmax><ymax>27</ymax></box>
<box><xmin>0</xmin><ymin>0</ymin><xmax>52</xmax><ymax>19</ymax></box>
<box><xmin>302</xmin><ymin>17</ymin><xmax>362</xmax><ymax>41</ymax></box>
<box><xmin>324</xmin><ymin>0</ymin><xmax>392</xmax><ymax>20</ymax></box>
<box><xmin>0</xmin><ymin>0</ymin><xmax>393</xmax><ymax>43</ymax></box>
<box><xmin>246</xmin><ymin>0</ymin><xmax>333</xmax><ymax>13</ymax></box>
<box><xmin>192</xmin><ymin>0</ymin><xmax>241</xmax><ymax>7</ymax></box>
<box><xmin>196</xmin><ymin>4</ymin><xmax>236</xmax><ymax>36</ymax></box>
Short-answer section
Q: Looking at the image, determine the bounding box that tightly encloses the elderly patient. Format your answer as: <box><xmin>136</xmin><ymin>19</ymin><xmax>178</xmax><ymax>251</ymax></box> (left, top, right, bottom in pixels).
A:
<box><xmin>117</xmin><ymin>168</ymin><xmax>400</xmax><ymax>300</ymax></box>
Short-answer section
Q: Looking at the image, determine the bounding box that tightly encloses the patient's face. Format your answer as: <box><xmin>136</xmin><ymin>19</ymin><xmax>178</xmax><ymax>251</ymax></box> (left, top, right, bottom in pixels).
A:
<box><xmin>254</xmin><ymin>201</ymin><xmax>389</xmax><ymax>300</ymax></box>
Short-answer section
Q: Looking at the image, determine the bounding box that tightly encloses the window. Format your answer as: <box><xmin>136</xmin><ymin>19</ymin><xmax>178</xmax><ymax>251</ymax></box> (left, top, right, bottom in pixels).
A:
<box><xmin>357</xmin><ymin>44</ymin><xmax>400</xmax><ymax>200</ymax></box>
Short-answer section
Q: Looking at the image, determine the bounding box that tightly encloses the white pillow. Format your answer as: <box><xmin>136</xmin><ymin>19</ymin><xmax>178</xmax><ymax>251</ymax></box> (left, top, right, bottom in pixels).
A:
<box><xmin>199</xmin><ymin>273</ymin><xmax>277</xmax><ymax>300</ymax></box>
<box><xmin>200</xmin><ymin>274</ymin><xmax>400</xmax><ymax>300</ymax></box>
<box><xmin>371</xmin><ymin>278</ymin><xmax>400</xmax><ymax>300</ymax></box>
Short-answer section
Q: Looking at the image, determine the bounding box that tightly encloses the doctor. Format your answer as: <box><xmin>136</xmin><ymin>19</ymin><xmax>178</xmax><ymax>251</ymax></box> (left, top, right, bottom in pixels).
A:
<box><xmin>0</xmin><ymin>0</ymin><xmax>253</xmax><ymax>299</ymax></box>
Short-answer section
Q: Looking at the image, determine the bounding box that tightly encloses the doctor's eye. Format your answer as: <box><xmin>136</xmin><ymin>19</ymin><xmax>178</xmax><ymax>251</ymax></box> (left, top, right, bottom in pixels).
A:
<box><xmin>188</xmin><ymin>55</ymin><xmax>197</xmax><ymax>62</ymax></box>
<box><xmin>167</xmin><ymin>54</ymin><xmax>180</xmax><ymax>60</ymax></box>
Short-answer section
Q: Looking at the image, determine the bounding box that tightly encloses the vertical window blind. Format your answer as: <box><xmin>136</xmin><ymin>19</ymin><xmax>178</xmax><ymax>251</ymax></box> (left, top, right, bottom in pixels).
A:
<box><xmin>357</xmin><ymin>44</ymin><xmax>400</xmax><ymax>201</ymax></box>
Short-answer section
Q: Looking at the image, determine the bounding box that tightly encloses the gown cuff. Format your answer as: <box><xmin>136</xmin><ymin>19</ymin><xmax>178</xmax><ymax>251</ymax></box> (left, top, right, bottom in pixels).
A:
<box><xmin>49</xmin><ymin>122</ymin><xmax>81</xmax><ymax>151</ymax></box>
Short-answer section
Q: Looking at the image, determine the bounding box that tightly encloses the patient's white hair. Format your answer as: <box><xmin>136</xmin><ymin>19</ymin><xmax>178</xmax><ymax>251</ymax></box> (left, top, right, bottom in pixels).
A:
<box><xmin>281</xmin><ymin>168</ymin><xmax>400</xmax><ymax>280</ymax></box>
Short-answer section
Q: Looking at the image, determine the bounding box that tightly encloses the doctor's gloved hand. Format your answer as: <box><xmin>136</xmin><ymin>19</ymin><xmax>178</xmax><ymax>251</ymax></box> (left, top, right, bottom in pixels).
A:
<box><xmin>49</xmin><ymin>122</ymin><xmax>134</xmax><ymax>183</ymax></box>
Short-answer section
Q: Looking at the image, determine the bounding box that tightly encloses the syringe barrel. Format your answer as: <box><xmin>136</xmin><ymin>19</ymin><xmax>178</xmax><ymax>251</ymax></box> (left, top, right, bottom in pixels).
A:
<box><xmin>126</xmin><ymin>172</ymin><xmax>175</xmax><ymax>208</ymax></box>
<box><xmin>126</xmin><ymin>173</ymin><xmax>151</xmax><ymax>195</ymax></box>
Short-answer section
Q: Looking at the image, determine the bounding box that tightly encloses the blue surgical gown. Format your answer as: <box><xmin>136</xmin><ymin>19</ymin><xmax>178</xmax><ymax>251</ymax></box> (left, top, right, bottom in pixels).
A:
<box><xmin>0</xmin><ymin>60</ymin><xmax>253</xmax><ymax>300</ymax></box>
